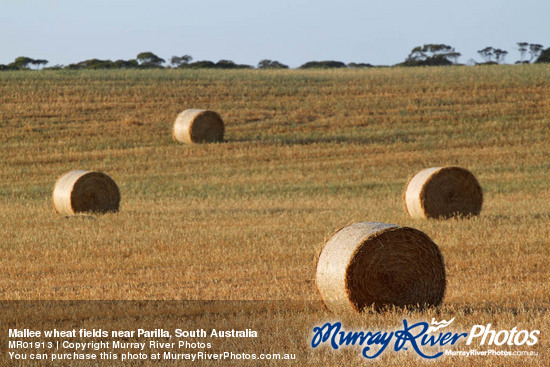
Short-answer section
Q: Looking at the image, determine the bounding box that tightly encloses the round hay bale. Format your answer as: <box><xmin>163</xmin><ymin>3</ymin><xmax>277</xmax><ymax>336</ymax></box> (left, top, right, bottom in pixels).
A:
<box><xmin>52</xmin><ymin>170</ymin><xmax>120</xmax><ymax>215</ymax></box>
<box><xmin>316</xmin><ymin>222</ymin><xmax>446</xmax><ymax>313</ymax></box>
<box><xmin>404</xmin><ymin>166</ymin><xmax>483</xmax><ymax>219</ymax></box>
<box><xmin>173</xmin><ymin>109</ymin><xmax>225</xmax><ymax>144</ymax></box>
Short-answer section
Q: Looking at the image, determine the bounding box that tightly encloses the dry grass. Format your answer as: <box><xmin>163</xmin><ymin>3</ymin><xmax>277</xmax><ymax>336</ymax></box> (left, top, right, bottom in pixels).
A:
<box><xmin>0</xmin><ymin>66</ymin><xmax>549</xmax><ymax>365</ymax></box>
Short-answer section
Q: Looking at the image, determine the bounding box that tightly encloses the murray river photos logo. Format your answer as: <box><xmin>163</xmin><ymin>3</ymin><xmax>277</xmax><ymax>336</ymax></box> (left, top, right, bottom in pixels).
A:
<box><xmin>310</xmin><ymin>318</ymin><xmax>540</xmax><ymax>359</ymax></box>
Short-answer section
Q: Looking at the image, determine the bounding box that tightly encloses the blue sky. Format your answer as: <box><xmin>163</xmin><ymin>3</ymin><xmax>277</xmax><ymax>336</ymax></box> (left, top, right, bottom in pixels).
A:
<box><xmin>1</xmin><ymin>0</ymin><xmax>548</xmax><ymax>67</ymax></box>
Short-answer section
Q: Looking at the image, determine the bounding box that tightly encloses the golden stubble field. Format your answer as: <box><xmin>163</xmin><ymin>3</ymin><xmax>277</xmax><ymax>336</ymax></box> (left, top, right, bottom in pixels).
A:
<box><xmin>0</xmin><ymin>66</ymin><xmax>549</xmax><ymax>365</ymax></box>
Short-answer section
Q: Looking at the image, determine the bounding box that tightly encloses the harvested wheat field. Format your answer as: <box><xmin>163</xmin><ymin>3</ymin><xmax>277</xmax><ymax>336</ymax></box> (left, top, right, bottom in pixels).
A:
<box><xmin>0</xmin><ymin>66</ymin><xmax>549</xmax><ymax>365</ymax></box>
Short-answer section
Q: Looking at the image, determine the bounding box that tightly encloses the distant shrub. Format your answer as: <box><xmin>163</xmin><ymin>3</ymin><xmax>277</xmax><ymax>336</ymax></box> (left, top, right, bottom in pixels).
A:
<box><xmin>347</xmin><ymin>62</ymin><xmax>373</xmax><ymax>68</ymax></box>
<box><xmin>299</xmin><ymin>61</ymin><xmax>347</xmax><ymax>69</ymax></box>
<box><xmin>13</xmin><ymin>57</ymin><xmax>35</xmax><ymax>70</ymax></box>
<box><xmin>183</xmin><ymin>61</ymin><xmax>216</xmax><ymax>69</ymax></box>
<box><xmin>85</xmin><ymin>59</ymin><xmax>115</xmax><ymax>69</ymax></box>
<box><xmin>535</xmin><ymin>48</ymin><xmax>550</xmax><ymax>63</ymax></box>
<box><xmin>215</xmin><ymin>60</ymin><xmax>252</xmax><ymax>69</ymax></box>
<box><xmin>113</xmin><ymin>59</ymin><xmax>139</xmax><ymax>69</ymax></box>
<box><xmin>65</xmin><ymin>59</ymin><xmax>139</xmax><ymax>70</ymax></box>
<box><xmin>65</xmin><ymin>62</ymin><xmax>85</xmax><ymax>70</ymax></box>
<box><xmin>43</xmin><ymin>65</ymin><xmax>63</xmax><ymax>70</ymax></box>
<box><xmin>136</xmin><ymin>52</ymin><xmax>165</xmax><ymax>68</ymax></box>
<box><xmin>65</xmin><ymin>59</ymin><xmax>110</xmax><ymax>69</ymax></box>
<box><xmin>474</xmin><ymin>61</ymin><xmax>499</xmax><ymax>66</ymax></box>
<box><xmin>181</xmin><ymin>60</ymin><xmax>251</xmax><ymax>69</ymax></box>
<box><xmin>0</xmin><ymin>64</ymin><xmax>17</xmax><ymax>70</ymax></box>
<box><xmin>258</xmin><ymin>59</ymin><xmax>289</xmax><ymax>69</ymax></box>
<box><xmin>403</xmin><ymin>57</ymin><xmax>453</xmax><ymax>67</ymax></box>
<box><xmin>171</xmin><ymin>55</ymin><xmax>192</xmax><ymax>67</ymax></box>
<box><xmin>215</xmin><ymin>59</ymin><xmax>238</xmax><ymax>69</ymax></box>
<box><xmin>402</xmin><ymin>44</ymin><xmax>460</xmax><ymax>67</ymax></box>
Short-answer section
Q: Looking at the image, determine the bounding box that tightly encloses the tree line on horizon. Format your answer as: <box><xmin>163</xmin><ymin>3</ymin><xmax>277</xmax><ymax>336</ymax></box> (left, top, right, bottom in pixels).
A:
<box><xmin>2</xmin><ymin>43</ymin><xmax>550</xmax><ymax>71</ymax></box>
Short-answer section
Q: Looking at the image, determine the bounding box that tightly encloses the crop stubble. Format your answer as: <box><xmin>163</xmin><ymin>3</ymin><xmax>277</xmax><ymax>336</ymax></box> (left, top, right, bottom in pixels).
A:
<box><xmin>0</xmin><ymin>66</ymin><xmax>548</xmax><ymax>365</ymax></box>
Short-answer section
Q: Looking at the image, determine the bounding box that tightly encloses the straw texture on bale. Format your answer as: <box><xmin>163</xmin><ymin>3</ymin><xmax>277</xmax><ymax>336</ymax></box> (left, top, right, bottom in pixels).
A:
<box><xmin>52</xmin><ymin>170</ymin><xmax>120</xmax><ymax>215</ymax></box>
<box><xmin>316</xmin><ymin>222</ymin><xmax>446</xmax><ymax>313</ymax></box>
<box><xmin>173</xmin><ymin>109</ymin><xmax>225</xmax><ymax>144</ymax></box>
<box><xmin>404</xmin><ymin>166</ymin><xmax>483</xmax><ymax>219</ymax></box>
